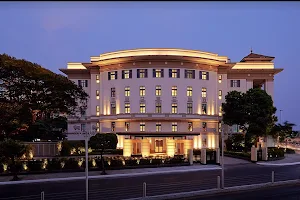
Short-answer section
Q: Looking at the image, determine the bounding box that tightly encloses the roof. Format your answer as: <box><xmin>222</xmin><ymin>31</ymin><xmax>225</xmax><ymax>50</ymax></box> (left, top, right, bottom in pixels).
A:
<box><xmin>241</xmin><ymin>52</ymin><xmax>275</xmax><ymax>62</ymax></box>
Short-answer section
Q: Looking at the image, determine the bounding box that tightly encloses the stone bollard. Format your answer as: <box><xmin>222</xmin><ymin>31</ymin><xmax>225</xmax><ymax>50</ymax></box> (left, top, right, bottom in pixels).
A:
<box><xmin>216</xmin><ymin>148</ymin><xmax>220</xmax><ymax>164</ymax></box>
<box><xmin>201</xmin><ymin>148</ymin><xmax>207</xmax><ymax>165</ymax></box>
<box><xmin>262</xmin><ymin>147</ymin><xmax>268</xmax><ymax>161</ymax></box>
<box><xmin>251</xmin><ymin>145</ymin><xmax>257</xmax><ymax>162</ymax></box>
<box><xmin>188</xmin><ymin>149</ymin><xmax>193</xmax><ymax>165</ymax></box>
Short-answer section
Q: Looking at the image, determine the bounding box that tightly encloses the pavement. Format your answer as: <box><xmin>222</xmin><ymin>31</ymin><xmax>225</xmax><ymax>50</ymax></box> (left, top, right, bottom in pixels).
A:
<box><xmin>257</xmin><ymin>153</ymin><xmax>300</xmax><ymax>166</ymax></box>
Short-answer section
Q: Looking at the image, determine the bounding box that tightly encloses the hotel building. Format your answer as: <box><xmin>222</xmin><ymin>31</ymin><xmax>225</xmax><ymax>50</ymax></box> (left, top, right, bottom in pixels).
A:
<box><xmin>60</xmin><ymin>48</ymin><xmax>283</xmax><ymax>157</ymax></box>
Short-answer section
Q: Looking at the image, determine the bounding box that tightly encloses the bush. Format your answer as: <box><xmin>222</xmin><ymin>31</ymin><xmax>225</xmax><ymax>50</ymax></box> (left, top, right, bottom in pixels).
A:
<box><xmin>225</xmin><ymin>151</ymin><xmax>251</xmax><ymax>159</ymax></box>
<box><xmin>28</xmin><ymin>160</ymin><xmax>42</xmax><ymax>171</ymax></box>
<box><xmin>285</xmin><ymin>148</ymin><xmax>296</xmax><ymax>154</ymax></box>
<box><xmin>64</xmin><ymin>158</ymin><xmax>79</xmax><ymax>170</ymax></box>
<box><xmin>268</xmin><ymin>147</ymin><xmax>285</xmax><ymax>158</ymax></box>
<box><xmin>48</xmin><ymin>159</ymin><xmax>62</xmax><ymax>171</ymax></box>
<box><xmin>91</xmin><ymin>149</ymin><xmax>123</xmax><ymax>155</ymax></box>
<box><xmin>139</xmin><ymin>159</ymin><xmax>151</xmax><ymax>165</ymax></box>
<box><xmin>169</xmin><ymin>155</ymin><xmax>185</xmax><ymax>164</ymax></box>
<box><xmin>125</xmin><ymin>158</ymin><xmax>138</xmax><ymax>166</ymax></box>
<box><xmin>0</xmin><ymin>164</ymin><xmax>3</xmax><ymax>173</ymax></box>
<box><xmin>193</xmin><ymin>149</ymin><xmax>201</xmax><ymax>155</ymax></box>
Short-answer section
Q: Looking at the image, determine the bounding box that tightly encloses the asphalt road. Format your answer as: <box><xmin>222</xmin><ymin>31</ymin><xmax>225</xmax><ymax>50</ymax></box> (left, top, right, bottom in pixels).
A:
<box><xmin>0</xmin><ymin>163</ymin><xmax>300</xmax><ymax>200</ymax></box>
<box><xmin>184</xmin><ymin>183</ymin><xmax>300</xmax><ymax>200</ymax></box>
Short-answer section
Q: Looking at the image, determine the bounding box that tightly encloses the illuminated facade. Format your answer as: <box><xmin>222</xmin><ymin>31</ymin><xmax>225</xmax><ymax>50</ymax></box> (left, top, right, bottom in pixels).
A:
<box><xmin>60</xmin><ymin>48</ymin><xmax>283</xmax><ymax>157</ymax></box>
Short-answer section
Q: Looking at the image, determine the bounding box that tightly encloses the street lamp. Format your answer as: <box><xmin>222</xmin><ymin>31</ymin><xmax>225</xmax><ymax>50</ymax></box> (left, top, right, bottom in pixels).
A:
<box><xmin>220</xmin><ymin>121</ymin><xmax>225</xmax><ymax>189</ymax></box>
<box><xmin>74</xmin><ymin>124</ymin><xmax>97</xmax><ymax>200</ymax></box>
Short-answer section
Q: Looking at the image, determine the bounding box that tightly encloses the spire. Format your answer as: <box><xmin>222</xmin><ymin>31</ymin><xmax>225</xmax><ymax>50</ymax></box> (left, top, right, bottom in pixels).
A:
<box><xmin>250</xmin><ymin>47</ymin><xmax>253</xmax><ymax>53</ymax></box>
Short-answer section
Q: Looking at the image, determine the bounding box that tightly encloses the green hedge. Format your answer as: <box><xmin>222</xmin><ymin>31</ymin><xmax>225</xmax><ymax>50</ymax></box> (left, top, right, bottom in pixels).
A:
<box><xmin>285</xmin><ymin>148</ymin><xmax>296</xmax><ymax>154</ymax></box>
<box><xmin>268</xmin><ymin>147</ymin><xmax>285</xmax><ymax>158</ymax></box>
<box><xmin>224</xmin><ymin>151</ymin><xmax>251</xmax><ymax>160</ymax></box>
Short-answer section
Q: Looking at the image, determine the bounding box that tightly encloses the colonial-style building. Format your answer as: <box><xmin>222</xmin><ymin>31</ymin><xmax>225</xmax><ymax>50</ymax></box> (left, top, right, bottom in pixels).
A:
<box><xmin>60</xmin><ymin>48</ymin><xmax>283</xmax><ymax>157</ymax></box>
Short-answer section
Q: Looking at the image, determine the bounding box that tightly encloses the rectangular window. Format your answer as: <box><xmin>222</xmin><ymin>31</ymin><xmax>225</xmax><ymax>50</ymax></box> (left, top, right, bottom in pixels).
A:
<box><xmin>202</xmin><ymin>122</ymin><xmax>207</xmax><ymax>131</ymax></box>
<box><xmin>171</xmin><ymin>103</ymin><xmax>178</xmax><ymax>114</ymax></box>
<box><xmin>96</xmin><ymin>75</ymin><xmax>100</xmax><ymax>83</ymax></box>
<box><xmin>187</xmin><ymin>103</ymin><xmax>193</xmax><ymax>114</ymax></box>
<box><xmin>155</xmin><ymin>102</ymin><xmax>162</xmax><ymax>113</ymax></box>
<box><xmin>111</xmin><ymin>103</ymin><xmax>116</xmax><ymax>115</ymax></box>
<box><xmin>137</xmin><ymin>69</ymin><xmax>148</xmax><ymax>78</ymax></box>
<box><xmin>153</xmin><ymin>69</ymin><xmax>164</xmax><ymax>78</ymax></box>
<box><xmin>125</xmin><ymin>122</ymin><xmax>130</xmax><ymax>131</ymax></box>
<box><xmin>185</xmin><ymin>70</ymin><xmax>195</xmax><ymax>79</ymax></box>
<box><xmin>96</xmin><ymin>106</ymin><xmax>100</xmax><ymax>116</ymax></box>
<box><xmin>218</xmin><ymin>90</ymin><xmax>222</xmax><ymax>100</ymax></box>
<box><xmin>125</xmin><ymin>103</ymin><xmax>130</xmax><ymax>113</ymax></box>
<box><xmin>169</xmin><ymin>69</ymin><xmax>180</xmax><ymax>78</ymax></box>
<box><xmin>96</xmin><ymin>122</ymin><xmax>100</xmax><ymax>132</ymax></box>
<box><xmin>202</xmin><ymin>103</ymin><xmax>207</xmax><ymax>114</ymax></box>
<box><xmin>171</xmin><ymin>86</ymin><xmax>177</xmax><ymax>96</ymax></box>
<box><xmin>187</xmin><ymin>86</ymin><xmax>192</xmax><ymax>97</ymax></box>
<box><xmin>78</xmin><ymin>80</ymin><xmax>88</xmax><ymax>87</ymax></box>
<box><xmin>140</xmin><ymin>103</ymin><xmax>146</xmax><ymax>113</ymax></box>
<box><xmin>125</xmin><ymin>86</ymin><xmax>130</xmax><ymax>97</ymax></box>
<box><xmin>218</xmin><ymin>75</ymin><xmax>222</xmax><ymax>83</ymax></box>
<box><xmin>200</xmin><ymin>71</ymin><xmax>209</xmax><ymax>80</ymax></box>
<box><xmin>230</xmin><ymin>80</ymin><xmax>241</xmax><ymax>87</ymax></box>
<box><xmin>111</xmin><ymin>122</ymin><xmax>116</xmax><ymax>132</ymax></box>
<box><xmin>122</xmin><ymin>70</ymin><xmax>132</xmax><ymax>79</ymax></box>
<box><xmin>188</xmin><ymin>122</ymin><xmax>193</xmax><ymax>131</ymax></box>
<box><xmin>111</xmin><ymin>88</ymin><xmax>116</xmax><ymax>97</ymax></box>
<box><xmin>81</xmin><ymin>124</ymin><xmax>86</xmax><ymax>131</ymax></box>
<box><xmin>155</xmin><ymin>85</ymin><xmax>162</xmax><ymax>96</ymax></box>
<box><xmin>156</xmin><ymin>122</ymin><xmax>162</xmax><ymax>132</ymax></box>
<box><xmin>96</xmin><ymin>90</ymin><xmax>100</xmax><ymax>99</ymax></box>
<box><xmin>140</xmin><ymin>86</ymin><xmax>146</xmax><ymax>97</ymax></box>
<box><xmin>172</xmin><ymin>122</ymin><xmax>178</xmax><ymax>132</ymax></box>
<box><xmin>202</xmin><ymin>87</ymin><xmax>207</xmax><ymax>98</ymax></box>
<box><xmin>108</xmin><ymin>71</ymin><xmax>118</xmax><ymax>80</ymax></box>
<box><xmin>140</xmin><ymin>122</ymin><xmax>145</xmax><ymax>132</ymax></box>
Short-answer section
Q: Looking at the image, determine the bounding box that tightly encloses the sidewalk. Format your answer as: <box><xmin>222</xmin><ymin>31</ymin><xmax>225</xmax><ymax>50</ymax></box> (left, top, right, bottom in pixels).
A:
<box><xmin>0</xmin><ymin>164</ymin><xmax>221</xmax><ymax>184</ymax></box>
<box><xmin>257</xmin><ymin>154</ymin><xmax>300</xmax><ymax>166</ymax></box>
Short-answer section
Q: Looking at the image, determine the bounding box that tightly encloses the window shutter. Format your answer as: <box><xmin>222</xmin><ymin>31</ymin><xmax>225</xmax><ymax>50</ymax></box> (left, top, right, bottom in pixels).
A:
<box><xmin>129</xmin><ymin>70</ymin><xmax>132</xmax><ymax>78</ymax></box>
<box><xmin>237</xmin><ymin>80</ymin><xmax>240</xmax><ymax>87</ymax></box>
<box><xmin>199</xmin><ymin>71</ymin><xmax>202</xmax><ymax>80</ymax></box>
<box><xmin>85</xmin><ymin>80</ymin><xmax>88</xmax><ymax>87</ymax></box>
<box><xmin>108</xmin><ymin>72</ymin><xmax>111</xmax><ymax>80</ymax></box>
<box><xmin>145</xmin><ymin>69</ymin><xmax>148</xmax><ymax>78</ymax></box>
<box><xmin>184</xmin><ymin>70</ymin><xmax>187</xmax><ymax>78</ymax></box>
<box><xmin>169</xmin><ymin>69</ymin><xmax>172</xmax><ymax>78</ymax></box>
<box><xmin>153</xmin><ymin>69</ymin><xmax>156</xmax><ymax>78</ymax></box>
<box><xmin>192</xmin><ymin>70</ymin><xmax>195</xmax><ymax>79</ymax></box>
<box><xmin>122</xmin><ymin>70</ymin><xmax>125</xmax><ymax>79</ymax></box>
<box><xmin>161</xmin><ymin>69</ymin><xmax>164</xmax><ymax>77</ymax></box>
<box><xmin>115</xmin><ymin>71</ymin><xmax>118</xmax><ymax>79</ymax></box>
<box><xmin>177</xmin><ymin>69</ymin><xmax>180</xmax><ymax>78</ymax></box>
<box><xmin>78</xmin><ymin>80</ymin><xmax>81</xmax><ymax>86</ymax></box>
<box><xmin>137</xmin><ymin>69</ymin><xmax>140</xmax><ymax>78</ymax></box>
<box><xmin>207</xmin><ymin>72</ymin><xmax>209</xmax><ymax>80</ymax></box>
<box><xmin>230</xmin><ymin>80</ymin><xmax>233</xmax><ymax>87</ymax></box>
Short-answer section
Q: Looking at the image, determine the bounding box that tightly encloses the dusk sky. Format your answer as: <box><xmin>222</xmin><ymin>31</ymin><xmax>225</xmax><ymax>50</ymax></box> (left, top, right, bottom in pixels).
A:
<box><xmin>0</xmin><ymin>2</ymin><xmax>299</xmax><ymax>129</ymax></box>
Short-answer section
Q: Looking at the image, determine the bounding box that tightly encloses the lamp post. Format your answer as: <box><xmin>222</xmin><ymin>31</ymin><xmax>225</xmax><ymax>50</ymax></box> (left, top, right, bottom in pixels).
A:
<box><xmin>220</xmin><ymin>121</ymin><xmax>224</xmax><ymax>189</ymax></box>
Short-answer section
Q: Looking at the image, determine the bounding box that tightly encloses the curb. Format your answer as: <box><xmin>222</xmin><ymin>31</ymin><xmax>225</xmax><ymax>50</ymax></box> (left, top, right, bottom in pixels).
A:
<box><xmin>0</xmin><ymin>166</ymin><xmax>221</xmax><ymax>186</ymax></box>
<box><xmin>125</xmin><ymin>180</ymin><xmax>300</xmax><ymax>200</ymax></box>
<box><xmin>257</xmin><ymin>161</ymin><xmax>300</xmax><ymax>166</ymax></box>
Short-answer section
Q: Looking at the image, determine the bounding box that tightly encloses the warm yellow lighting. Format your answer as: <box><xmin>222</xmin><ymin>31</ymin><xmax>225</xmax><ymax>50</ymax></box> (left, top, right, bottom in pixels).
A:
<box><xmin>67</xmin><ymin>63</ymin><xmax>87</xmax><ymax>69</ymax></box>
<box><xmin>107</xmin><ymin>160</ymin><xmax>111</xmax><ymax>166</ymax></box>
<box><xmin>232</xmin><ymin>62</ymin><xmax>274</xmax><ymax>69</ymax></box>
<box><xmin>29</xmin><ymin>151</ymin><xmax>33</xmax><ymax>159</ymax></box>
<box><xmin>116</xmin><ymin>100</ymin><xmax>120</xmax><ymax>114</ymax></box>
<box><xmin>96</xmin><ymin>96</ymin><xmax>100</xmax><ymax>100</ymax></box>
<box><xmin>141</xmin><ymin>139</ymin><xmax>150</xmax><ymax>157</ymax></box>
<box><xmin>123</xmin><ymin>140</ymin><xmax>133</xmax><ymax>157</ymax></box>
<box><xmin>92</xmin><ymin>159</ymin><xmax>96</xmax><ymax>167</ymax></box>
<box><xmin>23</xmin><ymin>163</ymin><xmax>28</xmax><ymax>171</ymax></box>
<box><xmin>96</xmin><ymin>80</ymin><xmax>100</xmax><ymax>83</ymax></box>
<box><xmin>42</xmin><ymin>159</ymin><xmax>48</xmax><ymax>169</ymax></box>
<box><xmin>57</xmin><ymin>142</ymin><xmax>62</xmax><ymax>152</ymax></box>
<box><xmin>3</xmin><ymin>164</ymin><xmax>7</xmax><ymax>172</ymax></box>
<box><xmin>117</xmin><ymin>135</ymin><xmax>124</xmax><ymax>149</ymax></box>
<box><xmin>78</xmin><ymin>158</ymin><xmax>84</xmax><ymax>167</ymax></box>
<box><xmin>61</xmin><ymin>161</ymin><xmax>65</xmax><ymax>169</ymax></box>
<box><xmin>96</xmin><ymin>112</ymin><xmax>100</xmax><ymax>116</ymax></box>
<box><xmin>122</xmin><ymin>160</ymin><xmax>125</xmax><ymax>166</ymax></box>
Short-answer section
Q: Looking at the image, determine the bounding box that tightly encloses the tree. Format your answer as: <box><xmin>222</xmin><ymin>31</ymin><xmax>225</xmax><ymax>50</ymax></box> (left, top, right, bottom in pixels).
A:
<box><xmin>89</xmin><ymin>133</ymin><xmax>118</xmax><ymax>175</ymax></box>
<box><xmin>270</xmin><ymin>121</ymin><xmax>296</xmax><ymax>143</ymax></box>
<box><xmin>0</xmin><ymin>54</ymin><xmax>88</xmax><ymax>138</ymax></box>
<box><xmin>0</xmin><ymin>139</ymin><xmax>31</xmax><ymax>181</ymax></box>
<box><xmin>222</xmin><ymin>88</ymin><xmax>277</xmax><ymax>150</ymax></box>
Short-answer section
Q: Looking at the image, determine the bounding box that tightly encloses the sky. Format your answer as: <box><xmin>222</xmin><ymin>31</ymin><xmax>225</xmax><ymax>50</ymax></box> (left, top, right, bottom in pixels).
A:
<box><xmin>0</xmin><ymin>1</ymin><xmax>299</xmax><ymax>129</ymax></box>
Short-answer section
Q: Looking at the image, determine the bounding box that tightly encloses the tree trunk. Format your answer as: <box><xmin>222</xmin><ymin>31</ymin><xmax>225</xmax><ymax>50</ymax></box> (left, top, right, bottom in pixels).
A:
<box><xmin>11</xmin><ymin>157</ymin><xmax>19</xmax><ymax>181</ymax></box>
<box><xmin>100</xmin><ymin>148</ymin><xmax>107</xmax><ymax>175</ymax></box>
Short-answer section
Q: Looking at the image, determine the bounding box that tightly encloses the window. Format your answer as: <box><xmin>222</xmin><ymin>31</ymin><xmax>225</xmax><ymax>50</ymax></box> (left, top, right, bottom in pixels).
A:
<box><xmin>187</xmin><ymin>86</ymin><xmax>192</xmax><ymax>97</ymax></box>
<box><xmin>188</xmin><ymin>122</ymin><xmax>193</xmax><ymax>131</ymax></box>
<box><xmin>169</xmin><ymin>69</ymin><xmax>180</xmax><ymax>78</ymax></box>
<box><xmin>155</xmin><ymin>102</ymin><xmax>162</xmax><ymax>113</ymax></box>
<box><xmin>171</xmin><ymin>103</ymin><xmax>178</xmax><ymax>114</ymax></box>
<box><xmin>125</xmin><ymin>122</ymin><xmax>130</xmax><ymax>131</ymax></box>
<box><xmin>218</xmin><ymin>90</ymin><xmax>222</xmax><ymax>100</ymax></box>
<box><xmin>156</xmin><ymin>122</ymin><xmax>162</xmax><ymax>132</ymax></box>
<box><xmin>96</xmin><ymin>106</ymin><xmax>100</xmax><ymax>116</ymax></box>
<box><xmin>111</xmin><ymin>103</ymin><xmax>116</xmax><ymax>115</ymax></box>
<box><xmin>202</xmin><ymin>122</ymin><xmax>207</xmax><ymax>131</ymax></box>
<box><xmin>202</xmin><ymin>87</ymin><xmax>207</xmax><ymax>98</ymax></box>
<box><xmin>96</xmin><ymin>122</ymin><xmax>100</xmax><ymax>132</ymax></box>
<box><xmin>140</xmin><ymin>86</ymin><xmax>146</xmax><ymax>97</ymax></box>
<box><xmin>122</xmin><ymin>70</ymin><xmax>132</xmax><ymax>79</ymax></box>
<box><xmin>111</xmin><ymin>122</ymin><xmax>116</xmax><ymax>132</ymax></box>
<box><xmin>184</xmin><ymin>70</ymin><xmax>195</xmax><ymax>79</ymax></box>
<box><xmin>81</xmin><ymin>124</ymin><xmax>86</xmax><ymax>131</ymax></box>
<box><xmin>230</xmin><ymin>80</ymin><xmax>241</xmax><ymax>87</ymax></box>
<box><xmin>96</xmin><ymin>75</ymin><xmax>100</xmax><ymax>83</ymax></box>
<box><xmin>78</xmin><ymin>80</ymin><xmax>88</xmax><ymax>87</ymax></box>
<box><xmin>202</xmin><ymin>103</ymin><xmax>207</xmax><ymax>114</ymax></box>
<box><xmin>125</xmin><ymin>103</ymin><xmax>130</xmax><ymax>113</ymax></box>
<box><xmin>171</xmin><ymin>86</ymin><xmax>177</xmax><ymax>96</ymax></box>
<box><xmin>96</xmin><ymin>90</ymin><xmax>100</xmax><ymax>99</ymax></box>
<box><xmin>153</xmin><ymin>69</ymin><xmax>164</xmax><ymax>78</ymax></box>
<box><xmin>172</xmin><ymin>122</ymin><xmax>178</xmax><ymax>132</ymax></box>
<box><xmin>155</xmin><ymin>139</ymin><xmax>163</xmax><ymax>153</ymax></box>
<box><xmin>111</xmin><ymin>88</ymin><xmax>116</xmax><ymax>97</ymax></box>
<box><xmin>108</xmin><ymin>71</ymin><xmax>118</xmax><ymax>80</ymax></box>
<box><xmin>137</xmin><ymin>69</ymin><xmax>148</xmax><ymax>78</ymax></box>
<box><xmin>187</xmin><ymin>103</ymin><xmax>193</xmax><ymax>114</ymax></box>
<box><xmin>125</xmin><ymin>86</ymin><xmax>130</xmax><ymax>97</ymax></box>
<box><xmin>140</xmin><ymin>103</ymin><xmax>146</xmax><ymax>113</ymax></box>
<box><xmin>218</xmin><ymin>75</ymin><xmax>222</xmax><ymax>83</ymax></box>
<box><xmin>155</xmin><ymin>85</ymin><xmax>162</xmax><ymax>96</ymax></box>
<box><xmin>140</xmin><ymin>122</ymin><xmax>145</xmax><ymax>132</ymax></box>
<box><xmin>200</xmin><ymin>71</ymin><xmax>209</xmax><ymax>80</ymax></box>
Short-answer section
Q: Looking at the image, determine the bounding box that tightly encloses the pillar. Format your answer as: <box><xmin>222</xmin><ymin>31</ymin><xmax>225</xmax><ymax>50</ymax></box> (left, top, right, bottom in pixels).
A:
<box><xmin>262</xmin><ymin>147</ymin><xmax>268</xmax><ymax>161</ymax></box>
<box><xmin>188</xmin><ymin>149</ymin><xmax>193</xmax><ymax>165</ymax></box>
<box><xmin>141</xmin><ymin>138</ymin><xmax>150</xmax><ymax>157</ymax></box>
<box><xmin>251</xmin><ymin>145</ymin><xmax>257</xmax><ymax>162</ymax></box>
<box><xmin>184</xmin><ymin>140</ymin><xmax>193</xmax><ymax>158</ymax></box>
<box><xmin>166</xmin><ymin>138</ymin><xmax>175</xmax><ymax>157</ymax></box>
<box><xmin>201</xmin><ymin>148</ymin><xmax>207</xmax><ymax>165</ymax></box>
<box><xmin>123</xmin><ymin>139</ymin><xmax>133</xmax><ymax>157</ymax></box>
<box><xmin>216</xmin><ymin>148</ymin><xmax>220</xmax><ymax>164</ymax></box>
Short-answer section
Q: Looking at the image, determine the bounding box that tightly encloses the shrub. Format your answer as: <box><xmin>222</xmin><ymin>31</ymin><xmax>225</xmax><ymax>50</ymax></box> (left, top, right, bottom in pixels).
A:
<box><xmin>48</xmin><ymin>159</ymin><xmax>62</xmax><ymax>171</ymax></box>
<box><xmin>28</xmin><ymin>160</ymin><xmax>42</xmax><ymax>171</ymax></box>
<box><xmin>169</xmin><ymin>155</ymin><xmax>185</xmax><ymax>164</ymax></box>
<box><xmin>125</xmin><ymin>158</ymin><xmax>138</xmax><ymax>166</ymax></box>
<box><xmin>0</xmin><ymin>164</ymin><xmax>3</xmax><ymax>173</ymax></box>
<box><xmin>64</xmin><ymin>158</ymin><xmax>79</xmax><ymax>170</ymax></box>
<box><xmin>285</xmin><ymin>148</ymin><xmax>295</xmax><ymax>154</ymax></box>
<box><xmin>268</xmin><ymin>147</ymin><xmax>284</xmax><ymax>158</ymax></box>
<box><xmin>139</xmin><ymin>159</ymin><xmax>151</xmax><ymax>165</ymax></box>
<box><xmin>224</xmin><ymin>151</ymin><xmax>251</xmax><ymax>159</ymax></box>
<box><xmin>193</xmin><ymin>149</ymin><xmax>201</xmax><ymax>155</ymax></box>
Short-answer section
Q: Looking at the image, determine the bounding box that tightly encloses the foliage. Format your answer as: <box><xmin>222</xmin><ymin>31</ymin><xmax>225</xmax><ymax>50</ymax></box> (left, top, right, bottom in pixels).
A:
<box><xmin>224</xmin><ymin>151</ymin><xmax>251</xmax><ymax>160</ymax></box>
<box><xmin>268</xmin><ymin>147</ymin><xmax>285</xmax><ymax>158</ymax></box>
<box><xmin>0</xmin><ymin>54</ymin><xmax>88</xmax><ymax>138</ymax></box>
<box><xmin>269</xmin><ymin>121</ymin><xmax>296</xmax><ymax>142</ymax></box>
<box><xmin>60</xmin><ymin>140</ymin><xmax>85</xmax><ymax>156</ymax></box>
<box><xmin>225</xmin><ymin>134</ymin><xmax>245</xmax><ymax>151</ymax></box>
<box><xmin>285</xmin><ymin>148</ymin><xmax>295</xmax><ymax>154</ymax></box>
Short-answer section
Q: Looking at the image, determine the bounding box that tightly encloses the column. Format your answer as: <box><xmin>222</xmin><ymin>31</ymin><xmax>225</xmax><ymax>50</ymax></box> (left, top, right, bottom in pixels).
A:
<box><xmin>141</xmin><ymin>138</ymin><xmax>150</xmax><ymax>157</ymax></box>
<box><xmin>123</xmin><ymin>139</ymin><xmax>133</xmax><ymax>157</ymax></box>
<box><xmin>184</xmin><ymin>140</ymin><xmax>193</xmax><ymax>157</ymax></box>
<box><xmin>166</xmin><ymin>138</ymin><xmax>175</xmax><ymax>157</ymax></box>
<box><xmin>265</xmin><ymin>80</ymin><xmax>274</xmax><ymax>100</ymax></box>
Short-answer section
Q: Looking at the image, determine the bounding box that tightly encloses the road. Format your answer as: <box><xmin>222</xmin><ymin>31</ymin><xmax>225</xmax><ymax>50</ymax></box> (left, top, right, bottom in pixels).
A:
<box><xmin>183</xmin><ymin>183</ymin><xmax>300</xmax><ymax>200</ymax></box>
<box><xmin>0</xmin><ymin>163</ymin><xmax>300</xmax><ymax>200</ymax></box>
